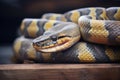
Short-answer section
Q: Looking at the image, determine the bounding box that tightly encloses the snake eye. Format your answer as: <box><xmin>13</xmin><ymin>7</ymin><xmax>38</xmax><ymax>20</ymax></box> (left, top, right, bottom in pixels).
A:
<box><xmin>50</xmin><ymin>35</ymin><xmax>58</xmax><ymax>41</ymax></box>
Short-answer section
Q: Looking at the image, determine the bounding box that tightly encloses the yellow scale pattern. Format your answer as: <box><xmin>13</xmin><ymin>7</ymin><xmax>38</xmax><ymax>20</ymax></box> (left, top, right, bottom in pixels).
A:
<box><xmin>49</xmin><ymin>14</ymin><xmax>62</xmax><ymax>20</ymax></box>
<box><xmin>20</xmin><ymin>21</ymin><xmax>25</xmax><ymax>33</ymax></box>
<box><xmin>105</xmin><ymin>47</ymin><xmax>116</xmax><ymax>61</ymax></box>
<box><xmin>61</xmin><ymin>16</ymin><xmax>67</xmax><ymax>22</ymax></box>
<box><xmin>114</xmin><ymin>9</ymin><xmax>120</xmax><ymax>20</ymax></box>
<box><xmin>70</xmin><ymin>10</ymin><xmax>80</xmax><ymax>23</ymax></box>
<box><xmin>105</xmin><ymin>47</ymin><xmax>120</xmax><ymax>61</ymax></box>
<box><xmin>78</xmin><ymin>43</ymin><xmax>95</xmax><ymax>62</ymax></box>
<box><xmin>89</xmin><ymin>20</ymin><xmax>109</xmax><ymax>44</ymax></box>
<box><xmin>13</xmin><ymin>39</ymin><xmax>22</xmax><ymax>57</ymax></box>
<box><xmin>44</xmin><ymin>20</ymin><xmax>57</xmax><ymax>30</ymax></box>
<box><xmin>89</xmin><ymin>8</ymin><xmax>96</xmax><ymax>19</ymax></box>
<box><xmin>27</xmin><ymin>20</ymin><xmax>39</xmax><ymax>37</ymax></box>
<box><xmin>100</xmin><ymin>9</ymin><xmax>108</xmax><ymax>20</ymax></box>
<box><xmin>26</xmin><ymin>43</ymin><xmax>37</xmax><ymax>60</ymax></box>
<box><xmin>116</xmin><ymin>36</ymin><xmax>120</xmax><ymax>43</ymax></box>
<box><xmin>41</xmin><ymin>53</ymin><xmax>52</xmax><ymax>62</ymax></box>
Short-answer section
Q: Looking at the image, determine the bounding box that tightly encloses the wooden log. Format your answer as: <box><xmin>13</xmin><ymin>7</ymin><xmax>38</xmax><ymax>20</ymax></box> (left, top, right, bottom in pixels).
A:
<box><xmin>0</xmin><ymin>64</ymin><xmax>120</xmax><ymax>80</ymax></box>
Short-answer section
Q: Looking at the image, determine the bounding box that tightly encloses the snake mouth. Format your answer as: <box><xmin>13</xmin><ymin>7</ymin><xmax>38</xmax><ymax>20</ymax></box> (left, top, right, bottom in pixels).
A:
<box><xmin>33</xmin><ymin>36</ymin><xmax>73</xmax><ymax>52</ymax></box>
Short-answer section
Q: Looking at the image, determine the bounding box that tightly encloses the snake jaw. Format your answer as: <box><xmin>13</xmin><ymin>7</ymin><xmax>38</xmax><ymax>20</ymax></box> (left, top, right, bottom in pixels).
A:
<box><xmin>33</xmin><ymin>36</ymin><xmax>73</xmax><ymax>52</ymax></box>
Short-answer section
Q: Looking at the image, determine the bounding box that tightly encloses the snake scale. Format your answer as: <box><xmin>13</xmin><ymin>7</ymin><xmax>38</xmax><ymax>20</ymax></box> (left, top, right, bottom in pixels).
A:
<box><xmin>13</xmin><ymin>7</ymin><xmax>120</xmax><ymax>63</ymax></box>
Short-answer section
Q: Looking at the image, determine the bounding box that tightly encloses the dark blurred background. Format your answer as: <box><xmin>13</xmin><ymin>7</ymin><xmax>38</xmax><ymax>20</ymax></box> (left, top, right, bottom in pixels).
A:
<box><xmin>0</xmin><ymin>0</ymin><xmax>120</xmax><ymax>64</ymax></box>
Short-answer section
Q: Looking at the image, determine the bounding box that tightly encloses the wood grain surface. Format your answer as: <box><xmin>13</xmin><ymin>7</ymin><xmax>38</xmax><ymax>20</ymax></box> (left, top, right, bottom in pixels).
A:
<box><xmin>0</xmin><ymin>64</ymin><xmax>120</xmax><ymax>80</ymax></box>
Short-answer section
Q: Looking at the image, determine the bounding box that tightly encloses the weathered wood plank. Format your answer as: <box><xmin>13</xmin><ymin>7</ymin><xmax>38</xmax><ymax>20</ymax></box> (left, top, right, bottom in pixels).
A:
<box><xmin>0</xmin><ymin>64</ymin><xmax>120</xmax><ymax>80</ymax></box>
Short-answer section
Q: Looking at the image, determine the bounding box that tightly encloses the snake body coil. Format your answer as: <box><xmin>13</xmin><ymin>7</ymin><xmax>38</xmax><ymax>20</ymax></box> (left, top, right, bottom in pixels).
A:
<box><xmin>13</xmin><ymin>7</ymin><xmax>120</xmax><ymax>63</ymax></box>
<box><xmin>13</xmin><ymin>36</ymin><xmax>120</xmax><ymax>63</ymax></box>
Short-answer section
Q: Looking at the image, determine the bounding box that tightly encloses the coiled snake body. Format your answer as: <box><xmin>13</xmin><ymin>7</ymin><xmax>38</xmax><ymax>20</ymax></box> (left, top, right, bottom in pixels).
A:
<box><xmin>13</xmin><ymin>7</ymin><xmax>120</xmax><ymax>63</ymax></box>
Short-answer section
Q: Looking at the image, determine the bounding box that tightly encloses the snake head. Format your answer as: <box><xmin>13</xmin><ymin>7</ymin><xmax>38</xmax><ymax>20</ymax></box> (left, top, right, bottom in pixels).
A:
<box><xmin>33</xmin><ymin>22</ymin><xmax>80</xmax><ymax>52</ymax></box>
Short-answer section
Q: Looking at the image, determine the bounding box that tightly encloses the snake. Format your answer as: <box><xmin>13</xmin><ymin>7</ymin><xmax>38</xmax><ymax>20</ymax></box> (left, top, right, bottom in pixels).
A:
<box><xmin>13</xmin><ymin>7</ymin><xmax>120</xmax><ymax>63</ymax></box>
